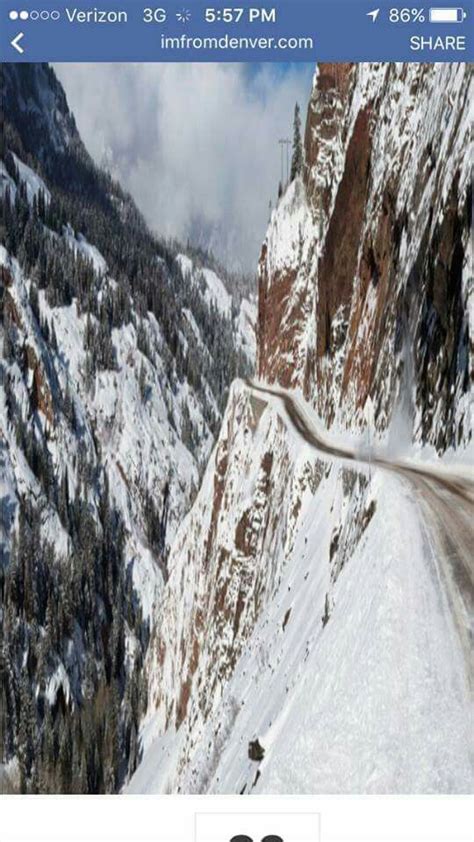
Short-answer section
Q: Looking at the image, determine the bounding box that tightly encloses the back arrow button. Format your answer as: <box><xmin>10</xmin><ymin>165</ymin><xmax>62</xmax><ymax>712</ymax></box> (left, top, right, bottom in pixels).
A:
<box><xmin>11</xmin><ymin>32</ymin><xmax>25</xmax><ymax>54</ymax></box>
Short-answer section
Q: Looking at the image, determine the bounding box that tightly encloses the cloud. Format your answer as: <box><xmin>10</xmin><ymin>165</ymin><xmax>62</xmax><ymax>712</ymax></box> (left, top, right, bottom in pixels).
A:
<box><xmin>53</xmin><ymin>62</ymin><xmax>313</xmax><ymax>273</ymax></box>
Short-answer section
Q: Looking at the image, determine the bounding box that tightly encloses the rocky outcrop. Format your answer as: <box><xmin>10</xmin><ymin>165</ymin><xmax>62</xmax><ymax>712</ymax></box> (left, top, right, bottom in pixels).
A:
<box><xmin>26</xmin><ymin>344</ymin><xmax>54</xmax><ymax>425</ymax></box>
<box><xmin>149</xmin><ymin>385</ymin><xmax>295</xmax><ymax>734</ymax></box>
<box><xmin>315</xmin><ymin>104</ymin><xmax>372</xmax><ymax>362</ymax></box>
<box><xmin>259</xmin><ymin>63</ymin><xmax>472</xmax><ymax>450</ymax></box>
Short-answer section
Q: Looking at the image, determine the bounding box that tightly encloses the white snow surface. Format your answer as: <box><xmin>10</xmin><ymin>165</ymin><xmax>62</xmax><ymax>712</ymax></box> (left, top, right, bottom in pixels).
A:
<box><xmin>208</xmin><ymin>470</ymin><xmax>472</xmax><ymax>795</ymax></box>
<box><xmin>45</xmin><ymin>663</ymin><xmax>71</xmax><ymax>708</ymax></box>
<box><xmin>128</xmin><ymin>381</ymin><xmax>473</xmax><ymax>794</ymax></box>
<box><xmin>62</xmin><ymin>224</ymin><xmax>107</xmax><ymax>275</ymax></box>
<box><xmin>176</xmin><ymin>254</ymin><xmax>231</xmax><ymax>316</ymax></box>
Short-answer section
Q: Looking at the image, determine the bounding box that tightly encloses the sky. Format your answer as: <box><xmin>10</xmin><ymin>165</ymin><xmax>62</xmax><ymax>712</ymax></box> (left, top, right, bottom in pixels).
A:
<box><xmin>54</xmin><ymin>63</ymin><xmax>314</xmax><ymax>274</ymax></box>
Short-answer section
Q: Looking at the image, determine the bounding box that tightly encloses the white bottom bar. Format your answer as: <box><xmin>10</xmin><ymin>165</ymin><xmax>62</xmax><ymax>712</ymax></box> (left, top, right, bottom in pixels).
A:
<box><xmin>1</xmin><ymin>795</ymin><xmax>472</xmax><ymax>841</ymax></box>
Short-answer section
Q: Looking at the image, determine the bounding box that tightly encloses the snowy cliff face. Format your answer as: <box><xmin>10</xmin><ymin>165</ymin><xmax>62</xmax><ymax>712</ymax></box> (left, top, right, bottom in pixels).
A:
<box><xmin>131</xmin><ymin>63</ymin><xmax>473</xmax><ymax>795</ymax></box>
<box><xmin>135</xmin><ymin>381</ymin><xmax>385</xmax><ymax>794</ymax></box>
<box><xmin>0</xmin><ymin>64</ymin><xmax>254</xmax><ymax>792</ymax></box>
<box><xmin>259</xmin><ymin>63</ymin><xmax>472</xmax><ymax>452</ymax></box>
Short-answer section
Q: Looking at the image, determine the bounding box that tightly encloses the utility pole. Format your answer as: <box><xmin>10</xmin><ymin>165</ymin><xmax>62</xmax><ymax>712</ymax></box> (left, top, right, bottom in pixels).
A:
<box><xmin>278</xmin><ymin>138</ymin><xmax>291</xmax><ymax>187</ymax></box>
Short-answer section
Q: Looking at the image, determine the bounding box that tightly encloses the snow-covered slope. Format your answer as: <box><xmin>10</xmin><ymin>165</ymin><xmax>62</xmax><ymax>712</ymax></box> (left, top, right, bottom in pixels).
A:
<box><xmin>1</xmin><ymin>243</ymin><xmax>199</xmax><ymax>584</ymax></box>
<box><xmin>130</xmin><ymin>380</ymin><xmax>473</xmax><ymax>795</ymax></box>
<box><xmin>130</xmin><ymin>63</ymin><xmax>473</xmax><ymax>795</ymax></box>
<box><xmin>0</xmin><ymin>63</ymin><xmax>255</xmax><ymax>793</ymax></box>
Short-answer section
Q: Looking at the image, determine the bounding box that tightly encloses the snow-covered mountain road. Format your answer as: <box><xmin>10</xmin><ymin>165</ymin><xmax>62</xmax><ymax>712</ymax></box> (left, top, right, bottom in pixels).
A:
<box><xmin>247</xmin><ymin>380</ymin><xmax>474</xmax><ymax>678</ymax></box>
<box><xmin>127</xmin><ymin>378</ymin><xmax>473</xmax><ymax>794</ymax></box>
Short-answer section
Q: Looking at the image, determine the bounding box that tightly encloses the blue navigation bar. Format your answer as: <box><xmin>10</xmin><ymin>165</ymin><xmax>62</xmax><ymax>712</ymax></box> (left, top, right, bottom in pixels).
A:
<box><xmin>1</xmin><ymin>0</ymin><xmax>472</xmax><ymax>62</ymax></box>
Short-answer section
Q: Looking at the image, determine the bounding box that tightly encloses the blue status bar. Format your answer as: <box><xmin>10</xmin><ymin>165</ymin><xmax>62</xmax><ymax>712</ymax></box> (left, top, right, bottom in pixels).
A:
<box><xmin>0</xmin><ymin>0</ymin><xmax>472</xmax><ymax>62</ymax></box>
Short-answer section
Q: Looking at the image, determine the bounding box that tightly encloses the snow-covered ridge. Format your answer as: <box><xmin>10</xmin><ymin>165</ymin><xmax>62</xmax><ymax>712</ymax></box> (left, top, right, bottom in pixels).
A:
<box><xmin>176</xmin><ymin>253</ymin><xmax>256</xmax><ymax>360</ymax></box>
<box><xmin>177</xmin><ymin>254</ymin><xmax>231</xmax><ymax>316</ymax></box>
<box><xmin>3</xmin><ymin>63</ymin><xmax>78</xmax><ymax>156</ymax></box>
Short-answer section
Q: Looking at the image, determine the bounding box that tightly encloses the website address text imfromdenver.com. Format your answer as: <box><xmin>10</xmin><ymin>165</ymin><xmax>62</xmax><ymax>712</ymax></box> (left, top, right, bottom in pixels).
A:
<box><xmin>160</xmin><ymin>34</ymin><xmax>314</xmax><ymax>52</ymax></box>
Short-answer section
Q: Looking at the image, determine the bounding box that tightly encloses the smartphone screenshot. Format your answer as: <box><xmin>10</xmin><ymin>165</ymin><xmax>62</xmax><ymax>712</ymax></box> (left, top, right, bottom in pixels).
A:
<box><xmin>0</xmin><ymin>1</ymin><xmax>472</xmax><ymax>840</ymax></box>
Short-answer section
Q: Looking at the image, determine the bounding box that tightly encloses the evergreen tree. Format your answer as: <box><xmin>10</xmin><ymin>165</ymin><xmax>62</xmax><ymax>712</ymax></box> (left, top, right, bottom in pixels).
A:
<box><xmin>17</xmin><ymin>677</ymin><xmax>35</xmax><ymax>791</ymax></box>
<box><xmin>139</xmin><ymin>360</ymin><xmax>148</xmax><ymax>403</ymax></box>
<box><xmin>291</xmin><ymin>102</ymin><xmax>303</xmax><ymax>181</ymax></box>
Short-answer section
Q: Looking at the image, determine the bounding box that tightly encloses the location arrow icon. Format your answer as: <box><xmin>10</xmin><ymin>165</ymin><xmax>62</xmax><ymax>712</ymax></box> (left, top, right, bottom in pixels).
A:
<box><xmin>367</xmin><ymin>9</ymin><xmax>380</xmax><ymax>22</ymax></box>
<box><xmin>11</xmin><ymin>32</ymin><xmax>25</xmax><ymax>53</ymax></box>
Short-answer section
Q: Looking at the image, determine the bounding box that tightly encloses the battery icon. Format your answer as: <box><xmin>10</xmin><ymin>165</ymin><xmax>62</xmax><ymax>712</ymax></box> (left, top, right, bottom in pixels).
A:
<box><xmin>429</xmin><ymin>7</ymin><xmax>466</xmax><ymax>21</ymax></box>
